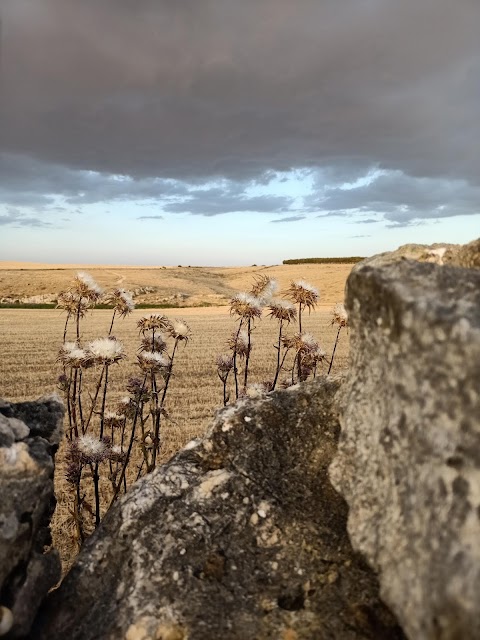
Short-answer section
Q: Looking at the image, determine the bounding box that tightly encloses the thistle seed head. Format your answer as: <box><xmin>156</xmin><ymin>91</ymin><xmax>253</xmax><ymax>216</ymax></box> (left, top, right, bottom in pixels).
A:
<box><xmin>286</xmin><ymin>279</ymin><xmax>319</xmax><ymax>310</ymax></box>
<box><xmin>75</xmin><ymin>435</ymin><xmax>108</xmax><ymax>463</ymax></box>
<box><xmin>216</xmin><ymin>353</ymin><xmax>234</xmax><ymax>374</ymax></box>
<box><xmin>58</xmin><ymin>342</ymin><xmax>94</xmax><ymax>368</ymax></box>
<box><xmin>57</xmin><ymin>291</ymin><xmax>90</xmax><ymax>316</ymax></box>
<box><xmin>139</xmin><ymin>333</ymin><xmax>168</xmax><ymax>353</ymax></box>
<box><xmin>227</xmin><ymin>329</ymin><xmax>251</xmax><ymax>358</ymax></box>
<box><xmin>230</xmin><ymin>292</ymin><xmax>263</xmax><ymax>319</ymax></box>
<box><xmin>331</xmin><ymin>302</ymin><xmax>349</xmax><ymax>327</ymax></box>
<box><xmin>87</xmin><ymin>337</ymin><xmax>126</xmax><ymax>364</ymax></box>
<box><xmin>73</xmin><ymin>272</ymin><xmax>103</xmax><ymax>301</ymax></box>
<box><xmin>169</xmin><ymin>319</ymin><xmax>191</xmax><ymax>342</ymax></box>
<box><xmin>137</xmin><ymin>351</ymin><xmax>170</xmax><ymax>373</ymax></box>
<box><xmin>268</xmin><ymin>299</ymin><xmax>297</xmax><ymax>323</ymax></box>
<box><xmin>104</xmin><ymin>411</ymin><xmax>124</xmax><ymax>428</ymax></box>
<box><xmin>137</xmin><ymin>314</ymin><xmax>172</xmax><ymax>335</ymax></box>
<box><xmin>105</xmin><ymin>288</ymin><xmax>135</xmax><ymax>316</ymax></box>
<box><xmin>250</xmin><ymin>275</ymin><xmax>278</xmax><ymax>304</ymax></box>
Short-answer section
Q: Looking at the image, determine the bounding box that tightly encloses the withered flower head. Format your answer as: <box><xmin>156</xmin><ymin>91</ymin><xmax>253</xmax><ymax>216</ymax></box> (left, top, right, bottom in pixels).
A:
<box><xmin>282</xmin><ymin>332</ymin><xmax>318</xmax><ymax>353</ymax></box>
<box><xmin>286</xmin><ymin>279</ymin><xmax>319</xmax><ymax>311</ymax></box>
<box><xmin>230</xmin><ymin>292</ymin><xmax>263</xmax><ymax>319</ymax></box>
<box><xmin>75</xmin><ymin>435</ymin><xmax>109</xmax><ymax>463</ymax></box>
<box><xmin>139</xmin><ymin>333</ymin><xmax>167</xmax><ymax>353</ymax></box>
<box><xmin>104</xmin><ymin>411</ymin><xmax>124</xmax><ymax>429</ymax></box>
<box><xmin>216</xmin><ymin>353</ymin><xmax>234</xmax><ymax>374</ymax></box>
<box><xmin>227</xmin><ymin>328</ymin><xmax>251</xmax><ymax>358</ymax></box>
<box><xmin>57</xmin><ymin>290</ymin><xmax>90</xmax><ymax>317</ymax></box>
<box><xmin>169</xmin><ymin>319</ymin><xmax>191</xmax><ymax>343</ymax></box>
<box><xmin>137</xmin><ymin>314</ymin><xmax>171</xmax><ymax>335</ymax></box>
<box><xmin>58</xmin><ymin>342</ymin><xmax>94</xmax><ymax>368</ymax></box>
<box><xmin>250</xmin><ymin>275</ymin><xmax>278</xmax><ymax>304</ymax></box>
<box><xmin>331</xmin><ymin>303</ymin><xmax>348</xmax><ymax>328</ymax></box>
<box><xmin>268</xmin><ymin>299</ymin><xmax>297</xmax><ymax>323</ymax></box>
<box><xmin>73</xmin><ymin>272</ymin><xmax>103</xmax><ymax>301</ymax></box>
<box><xmin>87</xmin><ymin>337</ymin><xmax>126</xmax><ymax>364</ymax></box>
<box><xmin>105</xmin><ymin>288</ymin><xmax>135</xmax><ymax>317</ymax></box>
<box><xmin>137</xmin><ymin>350</ymin><xmax>170</xmax><ymax>373</ymax></box>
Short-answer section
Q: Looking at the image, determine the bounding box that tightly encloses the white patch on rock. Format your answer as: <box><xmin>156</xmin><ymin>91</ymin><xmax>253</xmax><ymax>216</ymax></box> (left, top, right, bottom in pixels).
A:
<box><xmin>193</xmin><ymin>469</ymin><xmax>231</xmax><ymax>500</ymax></box>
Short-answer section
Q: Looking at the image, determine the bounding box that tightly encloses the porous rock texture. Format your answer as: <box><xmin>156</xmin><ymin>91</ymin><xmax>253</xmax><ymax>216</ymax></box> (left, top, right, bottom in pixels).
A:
<box><xmin>34</xmin><ymin>379</ymin><xmax>404</xmax><ymax>640</ymax></box>
<box><xmin>330</xmin><ymin>244</ymin><xmax>480</xmax><ymax>640</ymax></box>
<box><xmin>0</xmin><ymin>395</ymin><xmax>64</xmax><ymax>638</ymax></box>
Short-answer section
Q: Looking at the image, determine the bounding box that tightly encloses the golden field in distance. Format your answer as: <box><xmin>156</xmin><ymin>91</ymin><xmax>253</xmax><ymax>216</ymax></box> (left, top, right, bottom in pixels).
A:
<box><xmin>0</xmin><ymin>261</ymin><xmax>353</xmax><ymax>307</ymax></box>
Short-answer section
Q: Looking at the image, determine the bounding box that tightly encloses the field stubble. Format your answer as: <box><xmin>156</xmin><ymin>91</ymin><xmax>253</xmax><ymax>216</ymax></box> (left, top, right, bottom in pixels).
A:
<box><xmin>0</xmin><ymin>304</ymin><xmax>349</xmax><ymax>568</ymax></box>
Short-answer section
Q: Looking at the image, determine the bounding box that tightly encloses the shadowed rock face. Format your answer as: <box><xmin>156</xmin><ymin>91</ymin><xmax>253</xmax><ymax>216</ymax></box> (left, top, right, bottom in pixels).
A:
<box><xmin>34</xmin><ymin>379</ymin><xmax>404</xmax><ymax>640</ymax></box>
<box><xmin>330</xmin><ymin>250</ymin><xmax>480</xmax><ymax>640</ymax></box>
<box><xmin>0</xmin><ymin>395</ymin><xmax>64</xmax><ymax>639</ymax></box>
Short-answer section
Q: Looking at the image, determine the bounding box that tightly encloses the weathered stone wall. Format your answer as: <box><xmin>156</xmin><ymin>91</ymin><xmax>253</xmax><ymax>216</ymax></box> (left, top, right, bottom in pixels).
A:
<box><xmin>33</xmin><ymin>380</ymin><xmax>403</xmax><ymax>640</ymax></box>
<box><xmin>0</xmin><ymin>396</ymin><xmax>64</xmax><ymax>638</ymax></box>
<box><xmin>330</xmin><ymin>248</ymin><xmax>480</xmax><ymax>639</ymax></box>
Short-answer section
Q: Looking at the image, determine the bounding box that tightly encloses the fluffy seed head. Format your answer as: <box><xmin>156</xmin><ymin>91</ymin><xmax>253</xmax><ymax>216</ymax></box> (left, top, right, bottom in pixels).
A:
<box><xmin>286</xmin><ymin>279</ymin><xmax>319</xmax><ymax>310</ymax></box>
<box><xmin>137</xmin><ymin>351</ymin><xmax>170</xmax><ymax>373</ymax></box>
<box><xmin>169</xmin><ymin>319</ymin><xmax>191</xmax><ymax>342</ymax></box>
<box><xmin>250</xmin><ymin>276</ymin><xmax>278</xmax><ymax>304</ymax></box>
<box><xmin>105</xmin><ymin>288</ymin><xmax>135</xmax><ymax>316</ymax></box>
<box><xmin>73</xmin><ymin>272</ymin><xmax>103</xmax><ymax>301</ymax></box>
<box><xmin>104</xmin><ymin>411</ymin><xmax>124</xmax><ymax>428</ymax></box>
<box><xmin>230</xmin><ymin>292</ymin><xmax>263</xmax><ymax>319</ymax></box>
<box><xmin>282</xmin><ymin>332</ymin><xmax>318</xmax><ymax>353</ymax></box>
<box><xmin>58</xmin><ymin>342</ymin><xmax>88</xmax><ymax>368</ymax></box>
<box><xmin>268</xmin><ymin>299</ymin><xmax>297</xmax><ymax>323</ymax></box>
<box><xmin>331</xmin><ymin>303</ymin><xmax>349</xmax><ymax>328</ymax></box>
<box><xmin>87</xmin><ymin>337</ymin><xmax>125</xmax><ymax>364</ymax></box>
<box><xmin>75</xmin><ymin>435</ymin><xmax>108</xmax><ymax>463</ymax></box>
<box><xmin>216</xmin><ymin>354</ymin><xmax>234</xmax><ymax>375</ymax></box>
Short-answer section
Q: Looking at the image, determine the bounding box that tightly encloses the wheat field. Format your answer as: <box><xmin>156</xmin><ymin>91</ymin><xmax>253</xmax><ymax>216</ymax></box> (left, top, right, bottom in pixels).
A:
<box><xmin>0</xmin><ymin>266</ymin><xmax>350</xmax><ymax>568</ymax></box>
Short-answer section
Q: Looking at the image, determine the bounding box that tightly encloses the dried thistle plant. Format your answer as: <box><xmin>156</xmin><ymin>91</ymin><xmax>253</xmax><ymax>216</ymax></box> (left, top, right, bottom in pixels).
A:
<box><xmin>328</xmin><ymin>303</ymin><xmax>349</xmax><ymax>374</ymax></box>
<box><xmin>57</xmin><ymin>272</ymin><xmax>190</xmax><ymax>544</ymax></box>
<box><xmin>286</xmin><ymin>279</ymin><xmax>319</xmax><ymax>332</ymax></box>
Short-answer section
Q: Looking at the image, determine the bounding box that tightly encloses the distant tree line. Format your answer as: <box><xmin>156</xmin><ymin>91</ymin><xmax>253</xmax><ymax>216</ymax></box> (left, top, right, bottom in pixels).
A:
<box><xmin>282</xmin><ymin>257</ymin><xmax>365</xmax><ymax>265</ymax></box>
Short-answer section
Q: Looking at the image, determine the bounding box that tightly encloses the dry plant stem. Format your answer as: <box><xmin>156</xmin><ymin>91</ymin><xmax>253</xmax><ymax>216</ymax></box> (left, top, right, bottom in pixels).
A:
<box><xmin>271</xmin><ymin>320</ymin><xmax>284</xmax><ymax>390</ymax></box>
<box><xmin>151</xmin><ymin>340</ymin><xmax>179</xmax><ymax>469</ymax></box>
<box><xmin>108</xmin><ymin>309</ymin><xmax>117</xmax><ymax>336</ymax></box>
<box><xmin>76</xmin><ymin>302</ymin><xmax>82</xmax><ymax>341</ymax></box>
<box><xmin>77</xmin><ymin>369</ymin><xmax>84</xmax><ymax>429</ymax></box>
<box><xmin>93</xmin><ymin>365</ymin><xmax>109</xmax><ymax>527</ymax></box>
<box><xmin>71</xmin><ymin>369</ymin><xmax>80</xmax><ymax>438</ymax></box>
<box><xmin>110</xmin><ymin>374</ymin><xmax>148</xmax><ymax>507</ymax></box>
<box><xmin>65</xmin><ymin>369</ymin><xmax>73</xmax><ymax>438</ymax></box>
<box><xmin>243</xmin><ymin>318</ymin><xmax>252</xmax><ymax>393</ymax></box>
<box><xmin>328</xmin><ymin>326</ymin><xmax>342</xmax><ymax>375</ymax></box>
<box><xmin>83</xmin><ymin>367</ymin><xmax>105</xmax><ymax>433</ymax></box>
<box><xmin>298</xmin><ymin>303</ymin><xmax>303</xmax><ymax>333</ymax></box>
<box><xmin>74</xmin><ymin>477</ymin><xmax>85</xmax><ymax>546</ymax></box>
<box><xmin>63</xmin><ymin>314</ymin><xmax>70</xmax><ymax>343</ymax></box>
<box><xmin>232</xmin><ymin>319</ymin><xmax>244</xmax><ymax>400</ymax></box>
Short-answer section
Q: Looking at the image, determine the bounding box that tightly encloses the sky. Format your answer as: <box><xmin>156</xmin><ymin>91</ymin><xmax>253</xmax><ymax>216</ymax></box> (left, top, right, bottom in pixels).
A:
<box><xmin>0</xmin><ymin>0</ymin><xmax>479</xmax><ymax>266</ymax></box>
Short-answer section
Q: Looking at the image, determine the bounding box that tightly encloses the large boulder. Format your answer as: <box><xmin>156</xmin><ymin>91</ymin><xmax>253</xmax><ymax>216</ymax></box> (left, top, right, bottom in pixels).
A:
<box><xmin>34</xmin><ymin>379</ymin><xmax>403</xmax><ymax>640</ymax></box>
<box><xmin>330</xmin><ymin>244</ymin><xmax>480</xmax><ymax>639</ymax></box>
<box><xmin>0</xmin><ymin>395</ymin><xmax>64</xmax><ymax>638</ymax></box>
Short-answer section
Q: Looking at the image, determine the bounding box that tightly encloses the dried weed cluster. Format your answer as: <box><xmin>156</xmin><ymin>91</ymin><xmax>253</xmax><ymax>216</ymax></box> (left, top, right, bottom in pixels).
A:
<box><xmin>57</xmin><ymin>273</ymin><xmax>190</xmax><ymax>543</ymax></box>
<box><xmin>216</xmin><ymin>276</ymin><xmax>348</xmax><ymax>403</ymax></box>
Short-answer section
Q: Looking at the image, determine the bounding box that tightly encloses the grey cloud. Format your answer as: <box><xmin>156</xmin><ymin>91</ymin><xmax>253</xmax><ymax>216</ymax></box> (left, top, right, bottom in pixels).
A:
<box><xmin>309</xmin><ymin>171</ymin><xmax>480</xmax><ymax>225</ymax></box>
<box><xmin>137</xmin><ymin>215</ymin><xmax>164</xmax><ymax>220</ymax></box>
<box><xmin>1</xmin><ymin>0</ymin><xmax>480</xmax><ymax>221</ymax></box>
<box><xmin>0</xmin><ymin>207</ymin><xmax>51</xmax><ymax>228</ymax></box>
<box><xmin>270</xmin><ymin>215</ymin><xmax>306</xmax><ymax>224</ymax></box>
<box><xmin>350</xmin><ymin>234</ymin><xmax>372</xmax><ymax>238</ymax></box>
<box><xmin>163</xmin><ymin>187</ymin><xmax>294</xmax><ymax>216</ymax></box>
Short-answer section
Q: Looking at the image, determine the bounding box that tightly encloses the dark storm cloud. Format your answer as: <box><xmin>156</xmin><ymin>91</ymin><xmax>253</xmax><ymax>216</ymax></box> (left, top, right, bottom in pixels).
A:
<box><xmin>270</xmin><ymin>215</ymin><xmax>306</xmax><ymax>224</ymax></box>
<box><xmin>1</xmin><ymin>0</ymin><xmax>480</xmax><ymax>219</ymax></box>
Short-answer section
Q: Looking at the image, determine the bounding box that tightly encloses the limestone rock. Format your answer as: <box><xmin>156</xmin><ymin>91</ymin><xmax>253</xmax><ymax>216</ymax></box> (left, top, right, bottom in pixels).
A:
<box><xmin>330</xmin><ymin>252</ymin><xmax>480</xmax><ymax>639</ymax></box>
<box><xmin>0</xmin><ymin>395</ymin><xmax>64</xmax><ymax>638</ymax></box>
<box><xmin>34</xmin><ymin>380</ymin><xmax>403</xmax><ymax>640</ymax></box>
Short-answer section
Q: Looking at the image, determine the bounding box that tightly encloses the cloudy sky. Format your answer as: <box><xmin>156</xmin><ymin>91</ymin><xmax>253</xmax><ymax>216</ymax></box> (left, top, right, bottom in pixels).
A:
<box><xmin>0</xmin><ymin>0</ymin><xmax>479</xmax><ymax>265</ymax></box>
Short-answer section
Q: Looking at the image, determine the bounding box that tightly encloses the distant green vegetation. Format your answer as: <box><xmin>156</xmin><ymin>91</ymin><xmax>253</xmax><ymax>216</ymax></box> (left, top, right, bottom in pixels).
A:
<box><xmin>0</xmin><ymin>301</ymin><xmax>221</xmax><ymax>310</ymax></box>
<box><xmin>283</xmin><ymin>257</ymin><xmax>365</xmax><ymax>265</ymax></box>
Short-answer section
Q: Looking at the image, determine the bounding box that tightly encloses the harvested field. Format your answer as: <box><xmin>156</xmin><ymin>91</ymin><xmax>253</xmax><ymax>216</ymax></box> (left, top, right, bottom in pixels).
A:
<box><xmin>0</xmin><ymin>266</ymin><xmax>350</xmax><ymax>568</ymax></box>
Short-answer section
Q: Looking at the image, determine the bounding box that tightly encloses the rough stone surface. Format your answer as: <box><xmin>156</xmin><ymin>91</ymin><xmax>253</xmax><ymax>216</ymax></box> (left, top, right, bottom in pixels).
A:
<box><xmin>330</xmin><ymin>251</ymin><xmax>480</xmax><ymax>640</ymax></box>
<box><xmin>0</xmin><ymin>395</ymin><xmax>64</xmax><ymax>638</ymax></box>
<box><xmin>34</xmin><ymin>379</ymin><xmax>404</xmax><ymax>640</ymax></box>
